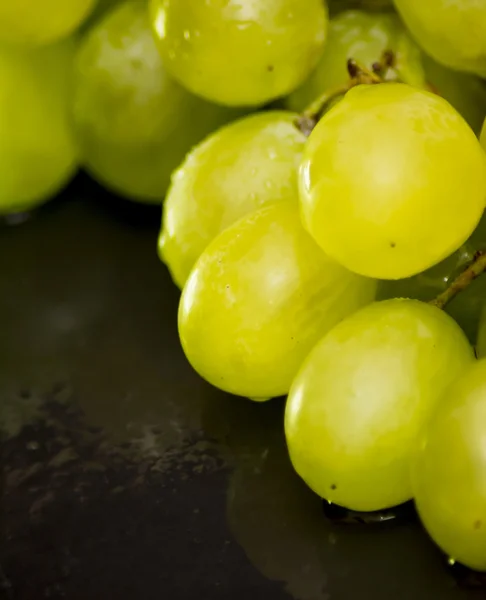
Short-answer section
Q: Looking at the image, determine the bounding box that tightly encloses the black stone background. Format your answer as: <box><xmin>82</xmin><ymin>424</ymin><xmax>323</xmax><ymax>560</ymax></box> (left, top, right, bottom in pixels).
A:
<box><xmin>1</xmin><ymin>174</ymin><xmax>484</xmax><ymax>600</ymax></box>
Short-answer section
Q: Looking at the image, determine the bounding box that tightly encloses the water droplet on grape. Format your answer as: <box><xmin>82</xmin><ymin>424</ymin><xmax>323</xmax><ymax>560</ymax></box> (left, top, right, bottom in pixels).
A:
<box><xmin>172</xmin><ymin>169</ymin><xmax>184</xmax><ymax>182</ymax></box>
<box><xmin>236</xmin><ymin>22</ymin><xmax>251</xmax><ymax>32</ymax></box>
<box><xmin>153</xmin><ymin>7</ymin><xmax>167</xmax><ymax>39</ymax></box>
<box><xmin>183</xmin><ymin>30</ymin><xmax>191</xmax><ymax>41</ymax></box>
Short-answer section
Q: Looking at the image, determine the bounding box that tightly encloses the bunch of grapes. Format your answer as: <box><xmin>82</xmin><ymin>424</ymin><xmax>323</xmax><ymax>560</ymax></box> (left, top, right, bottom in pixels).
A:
<box><xmin>2</xmin><ymin>0</ymin><xmax>486</xmax><ymax>578</ymax></box>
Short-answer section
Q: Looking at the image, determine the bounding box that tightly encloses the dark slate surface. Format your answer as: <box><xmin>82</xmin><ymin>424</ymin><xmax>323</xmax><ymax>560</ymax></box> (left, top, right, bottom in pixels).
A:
<box><xmin>1</xmin><ymin>175</ymin><xmax>484</xmax><ymax>600</ymax></box>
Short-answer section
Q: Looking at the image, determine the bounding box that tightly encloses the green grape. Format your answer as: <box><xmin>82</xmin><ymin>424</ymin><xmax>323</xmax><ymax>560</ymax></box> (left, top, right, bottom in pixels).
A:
<box><xmin>72</xmin><ymin>1</ymin><xmax>241</xmax><ymax>203</ymax></box>
<box><xmin>285</xmin><ymin>298</ymin><xmax>475</xmax><ymax>512</ymax></box>
<box><xmin>0</xmin><ymin>0</ymin><xmax>97</xmax><ymax>46</ymax></box>
<box><xmin>160</xmin><ymin>111</ymin><xmax>306</xmax><ymax>289</ymax></box>
<box><xmin>287</xmin><ymin>10</ymin><xmax>486</xmax><ymax>136</ymax></box>
<box><xmin>150</xmin><ymin>0</ymin><xmax>328</xmax><ymax>107</ymax></box>
<box><xmin>300</xmin><ymin>83</ymin><xmax>486</xmax><ymax>280</ymax></box>
<box><xmin>0</xmin><ymin>40</ymin><xmax>78</xmax><ymax>214</ymax></box>
<box><xmin>393</xmin><ymin>0</ymin><xmax>486</xmax><ymax>78</ymax></box>
<box><xmin>179</xmin><ymin>202</ymin><xmax>376</xmax><ymax>400</ymax></box>
<box><xmin>412</xmin><ymin>359</ymin><xmax>486</xmax><ymax>571</ymax></box>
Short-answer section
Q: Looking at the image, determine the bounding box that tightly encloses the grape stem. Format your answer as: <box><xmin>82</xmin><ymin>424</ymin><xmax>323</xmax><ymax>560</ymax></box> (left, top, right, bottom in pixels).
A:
<box><xmin>430</xmin><ymin>251</ymin><xmax>486</xmax><ymax>310</ymax></box>
<box><xmin>295</xmin><ymin>55</ymin><xmax>390</xmax><ymax>136</ymax></box>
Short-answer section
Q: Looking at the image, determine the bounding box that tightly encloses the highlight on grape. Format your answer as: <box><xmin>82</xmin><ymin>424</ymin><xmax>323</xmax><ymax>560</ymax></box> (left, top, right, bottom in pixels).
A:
<box><xmin>1</xmin><ymin>0</ymin><xmax>486</xmax><ymax>577</ymax></box>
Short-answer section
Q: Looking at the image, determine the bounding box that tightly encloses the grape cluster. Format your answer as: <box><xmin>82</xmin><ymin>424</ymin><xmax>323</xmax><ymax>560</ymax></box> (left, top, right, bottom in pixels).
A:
<box><xmin>1</xmin><ymin>0</ymin><xmax>486</xmax><ymax>576</ymax></box>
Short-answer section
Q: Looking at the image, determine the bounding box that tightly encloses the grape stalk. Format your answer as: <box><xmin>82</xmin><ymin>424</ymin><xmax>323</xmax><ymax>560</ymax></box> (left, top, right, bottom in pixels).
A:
<box><xmin>296</xmin><ymin>53</ymin><xmax>392</xmax><ymax>136</ymax></box>
<box><xmin>431</xmin><ymin>251</ymin><xmax>486</xmax><ymax>310</ymax></box>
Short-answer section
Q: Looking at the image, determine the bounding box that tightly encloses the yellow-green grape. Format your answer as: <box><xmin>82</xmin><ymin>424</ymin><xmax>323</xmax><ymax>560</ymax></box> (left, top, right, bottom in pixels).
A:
<box><xmin>393</xmin><ymin>0</ymin><xmax>486</xmax><ymax>78</ymax></box>
<box><xmin>160</xmin><ymin>111</ymin><xmax>306</xmax><ymax>289</ymax></box>
<box><xmin>179</xmin><ymin>202</ymin><xmax>376</xmax><ymax>400</ymax></box>
<box><xmin>412</xmin><ymin>359</ymin><xmax>486</xmax><ymax>571</ymax></box>
<box><xmin>285</xmin><ymin>299</ymin><xmax>475</xmax><ymax>512</ymax></box>
<box><xmin>150</xmin><ymin>0</ymin><xmax>328</xmax><ymax>107</ymax></box>
<box><xmin>72</xmin><ymin>1</ymin><xmax>240</xmax><ymax>203</ymax></box>
<box><xmin>287</xmin><ymin>10</ymin><xmax>486</xmax><ymax>136</ymax></box>
<box><xmin>287</xmin><ymin>11</ymin><xmax>427</xmax><ymax>112</ymax></box>
<box><xmin>300</xmin><ymin>83</ymin><xmax>486</xmax><ymax>280</ymax></box>
<box><xmin>0</xmin><ymin>40</ymin><xmax>78</xmax><ymax>214</ymax></box>
<box><xmin>0</xmin><ymin>0</ymin><xmax>97</xmax><ymax>46</ymax></box>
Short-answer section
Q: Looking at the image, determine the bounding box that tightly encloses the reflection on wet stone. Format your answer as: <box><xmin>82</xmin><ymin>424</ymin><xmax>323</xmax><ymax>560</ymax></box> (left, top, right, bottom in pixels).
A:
<box><xmin>446</xmin><ymin>559</ymin><xmax>486</xmax><ymax>590</ymax></box>
<box><xmin>200</xmin><ymin>393</ymin><xmax>484</xmax><ymax>600</ymax></box>
<box><xmin>322</xmin><ymin>500</ymin><xmax>417</xmax><ymax>526</ymax></box>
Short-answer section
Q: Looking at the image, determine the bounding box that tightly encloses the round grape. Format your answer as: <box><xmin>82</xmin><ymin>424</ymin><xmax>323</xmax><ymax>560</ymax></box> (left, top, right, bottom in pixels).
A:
<box><xmin>150</xmin><ymin>0</ymin><xmax>328</xmax><ymax>107</ymax></box>
<box><xmin>72</xmin><ymin>1</ymin><xmax>240</xmax><ymax>203</ymax></box>
<box><xmin>0</xmin><ymin>40</ymin><xmax>78</xmax><ymax>214</ymax></box>
<box><xmin>0</xmin><ymin>0</ymin><xmax>96</xmax><ymax>46</ymax></box>
<box><xmin>285</xmin><ymin>299</ymin><xmax>475</xmax><ymax>512</ymax></box>
<box><xmin>160</xmin><ymin>111</ymin><xmax>306</xmax><ymax>289</ymax></box>
<box><xmin>179</xmin><ymin>202</ymin><xmax>376</xmax><ymax>400</ymax></box>
<box><xmin>393</xmin><ymin>0</ymin><xmax>486</xmax><ymax>78</ymax></box>
<box><xmin>299</xmin><ymin>83</ymin><xmax>486</xmax><ymax>280</ymax></box>
<box><xmin>412</xmin><ymin>359</ymin><xmax>486</xmax><ymax>571</ymax></box>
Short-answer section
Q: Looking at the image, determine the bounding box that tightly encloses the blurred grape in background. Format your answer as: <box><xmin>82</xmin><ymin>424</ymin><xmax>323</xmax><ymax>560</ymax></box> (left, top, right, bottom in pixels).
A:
<box><xmin>393</xmin><ymin>0</ymin><xmax>486</xmax><ymax>78</ymax></box>
<box><xmin>72</xmin><ymin>1</ymin><xmax>243</xmax><ymax>203</ymax></box>
<box><xmin>0</xmin><ymin>0</ymin><xmax>97</xmax><ymax>46</ymax></box>
<box><xmin>0</xmin><ymin>40</ymin><xmax>78</xmax><ymax>215</ymax></box>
